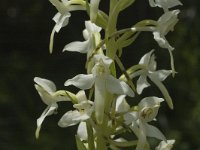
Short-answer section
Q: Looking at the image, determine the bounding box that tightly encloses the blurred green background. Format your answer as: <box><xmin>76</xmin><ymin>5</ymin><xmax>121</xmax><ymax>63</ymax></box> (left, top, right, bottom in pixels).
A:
<box><xmin>0</xmin><ymin>0</ymin><xmax>200</xmax><ymax>150</ymax></box>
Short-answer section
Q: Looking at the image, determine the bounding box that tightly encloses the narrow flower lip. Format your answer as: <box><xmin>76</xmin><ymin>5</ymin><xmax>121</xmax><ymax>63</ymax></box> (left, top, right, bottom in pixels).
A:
<box><xmin>149</xmin><ymin>76</ymin><xmax>173</xmax><ymax>109</ymax></box>
<box><xmin>35</xmin><ymin>103</ymin><xmax>58</xmax><ymax>139</ymax></box>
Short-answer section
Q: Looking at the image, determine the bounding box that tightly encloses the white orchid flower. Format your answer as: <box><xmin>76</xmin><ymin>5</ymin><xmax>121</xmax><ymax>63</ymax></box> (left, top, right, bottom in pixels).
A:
<box><xmin>149</xmin><ymin>0</ymin><xmax>182</xmax><ymax>12</ymax></box>
<box><xmin>58</xmin><ymin>91</ymin><xmax>93</xmax><ymax>141</ymax></box>
<box><xmin>58</xmin><ymin>90</ymin><xmax>94</xmax><ymax>127</ymax></box>
<box><xmin>154</xmin><ymin>10</ymin><xmax>180</xmax><ymax>76</ymax></box>
<box><xmin>124</xmin><ymin>97</ymin><xmax>166</xmax><ymax>150</ymax></box>
<box><xmin>156</xmin><ymin>140</ymin><xmax>175</xmax><ymax>150</ymax></box>
<box><xmin>129</xmin><ymin>50</ymin><xmax>173</xmax><ymax>109</ymax></box>
<box><xmin>90</xmin><ymin>0</ymin><xmax>100</xmax><ymax>22</ymax></box>
<box><xmin>34</xmin><ymin>77</ymin><xmax>70</xmax><ymax>139</ymax></box>
<box><xmin>154</xmin><ymin>10</ymin><xmax>180</xmax><ymax>51</ymax></box>
<box><xmin>65</xmin><ymin>54</ymin><xmax>134</xmax><ymax>123</ymax></box>
<box><xmin>131</xmin><ymin>10</ymin><xmax>179</xmax><ymax>75</ymax></box>
<box><xmin>63</xmin><ymin>20</ymin><xmax>102</xmax><ymax>58</ymax></box>
<box><xmin>49</xmin><ymin>0</ymin><xmax>85</xmax><ymax>53</ymax></box>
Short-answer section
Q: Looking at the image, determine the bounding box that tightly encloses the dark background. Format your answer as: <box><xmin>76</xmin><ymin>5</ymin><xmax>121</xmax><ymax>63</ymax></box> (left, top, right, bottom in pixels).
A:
<box><xmin>0</xmin><ymin>0</ymin><xmax>200</xmax><ymax>149</ymax></box>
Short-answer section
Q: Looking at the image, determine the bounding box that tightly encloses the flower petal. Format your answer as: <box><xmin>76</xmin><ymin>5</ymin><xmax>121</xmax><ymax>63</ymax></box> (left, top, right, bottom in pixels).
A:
<box><xmin>153</xmin><ymin>0</ymin><xmax>182</xmax><ymax>11</ymax></box>
<box><xmin>115</xmin><ymin>95</ymin><xmax>130</xmax><ymax>113</ymax></box>
<box><xmin>139</xmin><ymin>50</ymin><xmax>154</xmax><ymax>66</ymax></box>
<box><xmin>136</xmin><ymin>75</ymin><xmax>150</xmax><ymax>94</ymax></box>
<box><xmin>153</xmin><ymin>32</ymin><xmax>174</xmax><ymax>50</ymax></box>
<box><xmin>53</xmin><ymin>12</ymin><xmax>71</xmax><ymax>33</ymax></box>
<box><xmin>77</xmin><ymin>122</ymin><xmax>88</xmax><ymax>141</ymax></box>
<box><xmin>124</xmin><ymin>112</ymin><xmax>138</xmax><ymax>125</ymax></box>
<box><xmin>107</xmin><ymin>75</ymin><xmax>135</xmax><ymax>97</ymax></box>
<box><xmin>64</xmin><ymin>74</ymin><xmax>94</xmax><ymax>89</ymax></box>
<box><xmin>93</xmin><ymin>54</ymin><xmax>113</xmax><ymax>67</ymax></box>
<box><xmin>150</xmin><ymin>70</ymin><xmax>172</xmax><ymax>81</ymax></box>
<box><xmin>138</xmin><ymin>97</ymin><xmax>164</xmax><ymax>122</ymax></box>
<box><xmin>63</xmin><ymin>40</ymin><xmax>91</xmax><ymax>53</ymax></box>
<box><xmin>34</xmin><ymin>77</ymin><xmax>56</xmax><ymax>93</ymax></box>
<box><xmin>156</xmin><ymin>139</ymin><xmax>175</xmax><ymax>150</ymax></box>
<box><xmin>76</xmin><ymin>90</ymin><xmax>88</xmax><ymax>103</ymax></box>
<box><xmin>145</xmin><ymin>123</ymin><xmax>166</xmax><ymax>141</ymax></box>
<box><xmin>157</xmin><ymin>10</ymin><xmax>180</xmax><ymax>35</ymax></box>
<box><xmin>35</xmin><ymin>103</ymin><xmax>58</xmax><ymax>139</ymax></box>
<box><xmin>58</xmin><ymin>110</ymin><xmax>81</xmax><ymax>127</ymax></box>
<box><xmin>85</xmin><ymin>20</ymin><xmax>102</xmax><ymax>33</ymax></box>
<box><xmin>34</xmin><ymin>84</ymin><xmax>54</xmax><ymax>105</ymax></box>
<box><xmin>139</xmin><ymin>97</ymin><xmax>164</xmax><ymax>109</ymax></box>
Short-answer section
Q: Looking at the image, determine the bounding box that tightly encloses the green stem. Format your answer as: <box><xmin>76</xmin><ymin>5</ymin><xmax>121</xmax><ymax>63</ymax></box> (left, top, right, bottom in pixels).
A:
<box><xmin>115</xmin><ymin>55</ymin><xmax>136</xmax><ymax>91</ymax></box>
<box><xmin>119</xmin><ymin>64</ymin><xmax>146</xmax><ymax>81</ymax></box>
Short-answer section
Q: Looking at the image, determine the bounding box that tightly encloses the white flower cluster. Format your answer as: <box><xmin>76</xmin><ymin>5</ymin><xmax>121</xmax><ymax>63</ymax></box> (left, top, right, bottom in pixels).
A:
<box><xmin>34</xmin><ymin>0</ymin><xmax>182</xmax><ymax>149</ymax></box>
